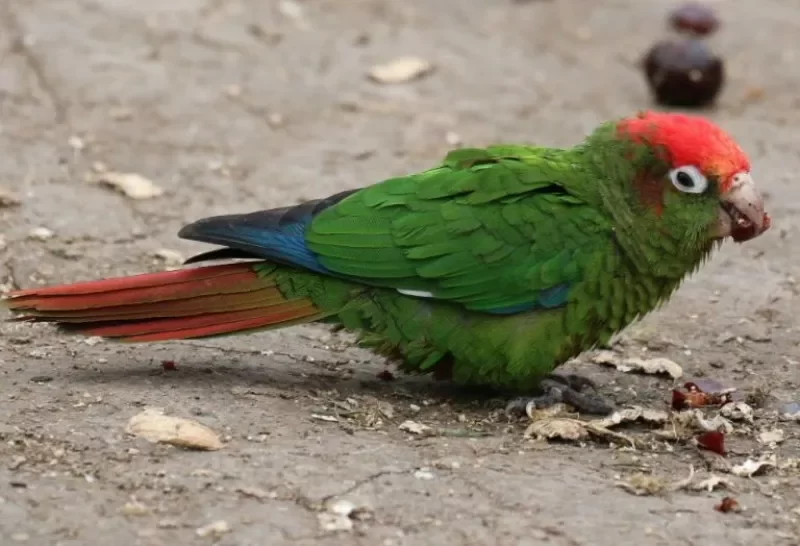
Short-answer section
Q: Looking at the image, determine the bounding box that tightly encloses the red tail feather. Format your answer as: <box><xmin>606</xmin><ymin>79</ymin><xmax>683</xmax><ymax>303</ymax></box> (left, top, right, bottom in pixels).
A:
<box><xmin>3</xmin><ymin>262</ymin><xmax>324</xmax><ymax>341</ymax></box>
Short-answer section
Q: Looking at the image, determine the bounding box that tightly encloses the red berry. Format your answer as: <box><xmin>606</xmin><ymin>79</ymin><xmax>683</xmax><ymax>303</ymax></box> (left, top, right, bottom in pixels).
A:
<box><xmin>669</xmin><ymin>2</ymin><xmax>720</xmax><ymax>37</ymax></box>
<box><xmin>643</xmin><ymin>39</ymin><xmax>724</xmax><ymax>108</ymax></box>
<box><xmin>161</xmin><ymin>360</ymin><xmax>177</xmax><ymax>371</ymax></box>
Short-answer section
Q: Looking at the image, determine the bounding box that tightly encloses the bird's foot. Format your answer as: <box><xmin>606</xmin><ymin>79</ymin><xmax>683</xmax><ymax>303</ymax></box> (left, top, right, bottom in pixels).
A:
<box><xmin>505</xmin><ymin>373</ymin><xmax>614</xmax><ymax>417</ymax></box>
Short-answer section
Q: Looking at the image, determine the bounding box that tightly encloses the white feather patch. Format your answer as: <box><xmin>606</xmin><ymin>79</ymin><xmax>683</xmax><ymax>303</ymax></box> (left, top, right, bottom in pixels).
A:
<box><xmin>397</xmin><ymin>288</ymin><xmax>435</xmax><ymax>298</ymax></box>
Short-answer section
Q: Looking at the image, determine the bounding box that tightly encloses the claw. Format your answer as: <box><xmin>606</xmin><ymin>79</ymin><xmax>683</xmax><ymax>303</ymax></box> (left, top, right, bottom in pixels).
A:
<box><xmin>505</xmin><ymin>373</ymin><xmax>614</xmax><ymax>417</ymax></box>
<box><xmin>544</xmin><ymin>373</ymin><xmax>598</xmax><ymax>392</ymax></box>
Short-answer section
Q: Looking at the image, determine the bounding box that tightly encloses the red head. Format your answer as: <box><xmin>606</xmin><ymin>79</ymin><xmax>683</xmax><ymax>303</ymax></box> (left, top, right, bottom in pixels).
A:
<box><xmin>614</xmin><ymin>111</ymin><xmax>770</xmax><ymax>242</ymax></box>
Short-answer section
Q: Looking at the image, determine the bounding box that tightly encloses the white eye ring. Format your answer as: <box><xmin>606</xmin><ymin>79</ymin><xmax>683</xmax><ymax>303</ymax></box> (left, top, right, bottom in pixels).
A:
<box><xmin>668</xmin><ymin>165</ymin><xmax>708</xmax><ymax>194</ymax></box>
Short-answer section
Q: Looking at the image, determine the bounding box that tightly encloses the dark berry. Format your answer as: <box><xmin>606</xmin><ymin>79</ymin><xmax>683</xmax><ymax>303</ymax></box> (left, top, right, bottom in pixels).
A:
<box><xmin>643</xmin><ymin>39</ymin><xmax>724</xmax><ymax>108</ymax></box>
<box><xmin>669</xmin><ymin>2</ymin><xmax>720</xmax><ymax>37</ymax></box>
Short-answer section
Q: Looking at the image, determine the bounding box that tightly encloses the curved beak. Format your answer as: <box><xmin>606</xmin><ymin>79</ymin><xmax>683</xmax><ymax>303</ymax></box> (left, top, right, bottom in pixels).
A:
<box><xmin>713</xmin><ymin>172</ymin><xmax>771</xmax><ymax>243</ymax></box>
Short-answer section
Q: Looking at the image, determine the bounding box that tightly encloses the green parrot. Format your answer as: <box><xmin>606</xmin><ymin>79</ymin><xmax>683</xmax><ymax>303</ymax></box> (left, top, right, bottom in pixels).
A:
<box><xmin>3</xmin><ymin>111</ymin><xmax>771</xmax><ymax>415</ymax></box>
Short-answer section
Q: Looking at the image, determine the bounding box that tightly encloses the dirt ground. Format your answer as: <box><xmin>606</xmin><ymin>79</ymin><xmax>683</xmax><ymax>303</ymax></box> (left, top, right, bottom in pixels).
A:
<box><xmin>1</xmin><ymin>0</ymin><xmax>800</xmax><ymax>544</ymax></box>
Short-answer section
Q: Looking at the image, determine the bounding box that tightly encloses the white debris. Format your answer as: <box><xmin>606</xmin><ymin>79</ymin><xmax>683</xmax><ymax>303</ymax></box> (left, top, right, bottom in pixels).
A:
<box><xmin>731</xmin><ymin>456</ymin><xmax>776</xmax><ymax>477</ymax></box>
<box><xmin>195</xmin><ymin>520</ymin><xmax>230</xmax><ymax>538</ymax></box>
<box><xmin>126</xmin><ymin>408</ymin><xmax>223</xmax><ymax>451</ymax></box>
<box><xmin>594</xmin><ymin>406</ymin><xmax>669</xmax><ymax>429</ymax></box>
<box><xmin>524</xmin><ymin>418</ymin><xmax>588</xmax><ymax>441</ymax></box>
<box><xmin>399</xmin><ymin>420</ymin><xmax>433</xmax><ymax>436</ymax></box>
<box><xmin>311</xmin><ymin>414</ymin><xmax>339</xmax><ymax>423</ymax></box>
<box><xmin>758</xmin><ymin>428</ymin><xmax>785</xmax><ymax>445</ymax></box>
<box><xmin>153</xmin><ymin>249</ymin><xmax>184</xmax><ymax>266</ymax></box>
<box><xmin>90</xmin><ymin>171</ymin><xmax>164</xmax><ymax>200</ymax></box>
<box><xmin>28</xmin><ymin>227</ymin><xmax>54</xmax><ymax>241</ymax></box>
<box><xmin>0</xmin><ymin>187</ymin><xmax>20</xmax><ymax>207</ymax></box>
<box><xmin>368</xmin><ymin>56</ymin><xmax>434</xmax><ymax>84</ymax></box>
<box><xmin>592</xmin><ymin>352</ymin><xmax>682</xmax><ymax>378</ymax></box>
<box><xmin>720</xmin><ymin>401</ymin><xmax>755</xmax><ymax>423</ymax></box>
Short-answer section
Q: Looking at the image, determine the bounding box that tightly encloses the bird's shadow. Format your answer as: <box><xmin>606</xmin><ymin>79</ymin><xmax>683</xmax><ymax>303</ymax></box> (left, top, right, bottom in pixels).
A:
<box><xmin>61</xmin><ymin>353</ymin><xmax>508</xmax><ymax>409</ymax></box>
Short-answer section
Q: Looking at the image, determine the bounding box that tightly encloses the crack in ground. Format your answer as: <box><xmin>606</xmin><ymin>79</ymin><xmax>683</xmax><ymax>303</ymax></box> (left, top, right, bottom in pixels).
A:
<box><xmin>288</xmin><ymin>468</ymin><xmax>411</xmax><ymax>515</ymax></box>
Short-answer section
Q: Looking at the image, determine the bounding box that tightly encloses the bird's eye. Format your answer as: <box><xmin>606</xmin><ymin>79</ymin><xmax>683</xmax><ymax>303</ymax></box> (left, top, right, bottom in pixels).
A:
<box><xmin>668</xmin><ymin>165</ymin><xmax>708</xmax><ymax>194</ymax></box>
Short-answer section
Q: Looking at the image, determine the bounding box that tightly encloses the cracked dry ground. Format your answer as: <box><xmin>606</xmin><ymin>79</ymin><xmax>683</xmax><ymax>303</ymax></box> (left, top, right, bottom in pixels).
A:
<box><xmin>1</xmin><ymin>1</ymin><xmax>799</xmax><ymax>545</ymax></box>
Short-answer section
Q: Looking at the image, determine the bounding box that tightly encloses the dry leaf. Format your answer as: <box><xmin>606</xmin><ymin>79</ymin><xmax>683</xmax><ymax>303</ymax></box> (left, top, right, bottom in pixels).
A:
<box><xmin>311</xmin><ymin>414</ymin><xmax>339</xmax><ymax>423</ymax></box>
<box><xmin>691</xmin><ymin>475</ymin><xmax>734</xmax><ymax>492</ymax></box>
<box><xmin>731</xmin><ymin>456</ymin><xmax>776</xmax><ymax>477</ymax></box>
<box><xmin>398</xmin><ymin>420</ymin><xmax>434</xmax><ymax>436</ymax></box>
<box><xmin>720</xmin><ymin>401</ymin><xmax>754</xmax><ymax>423</ymax></box>
<box><xmin>696</xmin><ymin>413</ymin><xmax>735</xmax><ymax>433</ymax></box>
<box><xmin>90</xmin><ymin>172</ymin><xmax>163</xmax><ymax>200</ymax></box>
<box><xmin>524</xmin><ymin>418</ymin><xmax>588</xmax><ymax>441</ymax></box>
<box><xmin>525</xmin><ymin>402</ymin><xmax>572</xmax><ymax>420</ymax></box>
<box><xmin>674</xmin><ymin>408</ymin><xmax>734</xmax><ymax>433</ymax></box>
<box><xmin>590</xmin><ymin>350</ymin><xmax>620</xmax><ymax>365</ymax></box>
<box><xmin>653</xmin><ymin>409</ymin><xmax>733</xmax><ymax>442</ymax></box>
<box><xmin>617</xmin><ymin>467</ymin><xmax>694</xmax><ymax>496</ymax></box>
<box><xmin>368</xmin><ymin>57</ymin><xmax>434</xmax><ymax>84</ymax></box>
<box><xmin>126</xmin><ymin>408</ymin><xmax>223</xmax><ymax>450</ymax></box>
<box><xmin>236</xmin><ymin>486</ymin><xmax>270</xmax><ymax>500</ymax></box>
<box><xmin>594</xmin><ymin>406</ymin><xmax>669</xmax><ymax>429</ymax></box>
<box><xmin>596</xmin><ymin>356</ymin><xmax>682</xmax><ymax>378</ymax></box>
<box><xmin>618</xmin><ymin>473</ymin><xmax>671</xmax><ymax>496</ymax></box>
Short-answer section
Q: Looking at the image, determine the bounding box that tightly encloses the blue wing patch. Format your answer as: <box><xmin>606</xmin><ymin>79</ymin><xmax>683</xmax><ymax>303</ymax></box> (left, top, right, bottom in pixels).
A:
<box><xmin>179</xmin><ymin>189</ymin><xmax>359</xmax><ymax>274</ymax></box>
<box><xmin>483</xmin><ymin>283</ymin><xmax>571</xmax><ymax>315</ymax></box>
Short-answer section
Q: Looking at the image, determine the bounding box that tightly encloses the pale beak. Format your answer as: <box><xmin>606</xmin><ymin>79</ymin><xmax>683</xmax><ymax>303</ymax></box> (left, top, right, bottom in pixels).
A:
<box><xmin>713</xmin><ymin>172</ymin><xmax>771</xmax><ymax>242</ymax></box>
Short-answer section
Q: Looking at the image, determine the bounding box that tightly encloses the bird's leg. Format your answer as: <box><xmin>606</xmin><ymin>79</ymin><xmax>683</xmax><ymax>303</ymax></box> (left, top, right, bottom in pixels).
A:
<box><xmin>505</xmin><ymin>373</ymin><xmax>614</xmax><ymax>417</ymax></box>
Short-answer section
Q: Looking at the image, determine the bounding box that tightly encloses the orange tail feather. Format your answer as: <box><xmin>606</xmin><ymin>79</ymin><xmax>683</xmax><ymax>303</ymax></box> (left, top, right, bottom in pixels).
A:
<box><xmin>3</xmin><ymin>263</ymin><xmax>324</xmax><ymax>341</ymax></box>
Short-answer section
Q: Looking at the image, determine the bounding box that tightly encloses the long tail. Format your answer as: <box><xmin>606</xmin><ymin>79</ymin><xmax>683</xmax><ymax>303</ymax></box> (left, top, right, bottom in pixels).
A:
<box><xmin>2</xmin><ymin>262</ymin><xmax>326</xmax><ymax>342</ymax></box>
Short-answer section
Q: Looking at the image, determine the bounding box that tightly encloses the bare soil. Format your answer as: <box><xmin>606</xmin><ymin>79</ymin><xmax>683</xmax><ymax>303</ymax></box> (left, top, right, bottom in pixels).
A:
<box><xmin>1</xmin><ymin>1</ymin><xmax>799</xmax><ymax>545</ymax></box>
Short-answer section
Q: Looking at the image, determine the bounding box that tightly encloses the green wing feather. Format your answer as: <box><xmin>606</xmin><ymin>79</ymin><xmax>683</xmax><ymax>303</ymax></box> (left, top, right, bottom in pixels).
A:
<box><xmin>305</xmin><ymin>146</ymin><xmax>612</xmax><ymax>313</ymax></box>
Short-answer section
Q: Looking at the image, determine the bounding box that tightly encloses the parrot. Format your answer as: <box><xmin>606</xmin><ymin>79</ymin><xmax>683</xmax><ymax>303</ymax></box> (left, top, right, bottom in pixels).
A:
<box><xmin>2</xmin><ymin>111</ymin><xmax>771</xmax><ymax>415</ymax></box>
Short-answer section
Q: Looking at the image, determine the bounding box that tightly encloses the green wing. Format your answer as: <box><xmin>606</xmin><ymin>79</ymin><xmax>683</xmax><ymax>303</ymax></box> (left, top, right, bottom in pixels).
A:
<box><xmin>305</xmin><ymin>146</ymin><xmax>612</xmax><ymax>314</ymax></box>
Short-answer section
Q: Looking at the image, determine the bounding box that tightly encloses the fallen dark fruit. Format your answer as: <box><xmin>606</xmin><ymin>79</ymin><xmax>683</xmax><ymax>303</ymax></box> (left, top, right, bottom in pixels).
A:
<box><xmin>643</xmin><ymin>39</ymin><xmax>724</xmax><ymax>108</ymax></box>
<box><xmin>669</xmin><ymin>2</ymin><xmax>720</xmax><ymax>37</ymax></box>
